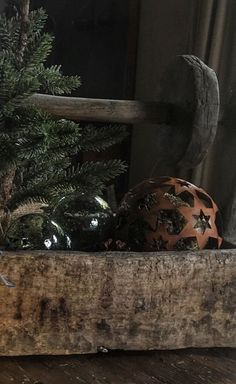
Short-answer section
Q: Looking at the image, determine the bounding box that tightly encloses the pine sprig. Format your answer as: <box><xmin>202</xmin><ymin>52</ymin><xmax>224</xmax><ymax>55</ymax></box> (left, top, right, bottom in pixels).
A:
<box><xmin>10</xmin><ymin>199</ymin><xmax>48</xmax><ymax>223</ymax></box>
<box><xmin>27</xmin><ymin>8</ymin><xmax>47</xmax><ymax>41</ymax></box>
<box><xmin>79</xmin><ymin>124</ymin><xmax>128</xmax><ymax>152</ymax></box>
<box><xmin>39</xmin><ymin>65</ymin><xmax>81</xmax><ymax>95</ymax></box>
<box><xmin>78</xmin><ymin>160</ymin><xmax>127</xmax><ymax>182</ymax></box>
<box><xmin>0</xmin><ymin>14</ymin><xmax>21</xmax><ymax>52</ymax></box>
<box><xmin>22</xmin><ymin>32</ymin><xmax>53</xmax><ymax>71</ymax></box>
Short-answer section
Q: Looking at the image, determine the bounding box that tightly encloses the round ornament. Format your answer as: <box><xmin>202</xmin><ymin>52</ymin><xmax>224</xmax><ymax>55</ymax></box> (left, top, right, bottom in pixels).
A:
<box><xmin>5</xmin><ymin>213</ymin><xmax>71</xmax><ymax>250</ymax></box>
<box><xmin>52</xmin><ymin>195</ymin><xmax>114</xmax><ymax>251</ymax></box>
<box><xmin>116</xmin><ymin>177</ymin><xmax>223</xmax><ymax>251</ymax></box>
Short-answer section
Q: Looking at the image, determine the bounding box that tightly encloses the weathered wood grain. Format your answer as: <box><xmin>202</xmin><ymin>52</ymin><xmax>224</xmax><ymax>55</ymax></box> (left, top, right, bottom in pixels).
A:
<box><xmin>28</xmin><ymin>95</ymin><xmax>169</xmax><ymax>124</ymax></box>
<box><xmin>0</xmin><ymin>249</ymin><xmax>235</xmax><ymax>356</ymax></box>
<box><xmin>159</xmin><ymin>55</ymin><xmax>219</xmax><ymax>168</ymax></box>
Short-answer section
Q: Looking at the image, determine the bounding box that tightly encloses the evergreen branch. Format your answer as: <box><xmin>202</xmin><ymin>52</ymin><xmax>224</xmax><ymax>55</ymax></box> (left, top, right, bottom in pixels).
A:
<box><xmin>28</xmin><ymin>8</ymin><xmax>47</xmax><ymax>40</ymax></box>
<box><xmin>0</xmin><ymin>55</ymin><xmax>19</xmax><ymax>103</ymax></box>
<box><xmin>0</xmin><ymin>14</ymin><xmax>21</xmax><ymax>52</ymax></box>
<box><xmin>77</xmin><ymin>160</ymin><xmax>127</xmax><ymax>183</ymax></box>
<box><xmin>10</xmin><ymin>199</ymin><xmax>48</xmax><ymax>223</ymax></box>
<box><xmin>22</xmin><ymin>32</ymin><xmax>53</xmax><ymax>71</ymax></box>
<box><xmin>79</xmin><ymin>124</ymin><xmax>128</xmax><ymax>151</ymax></box>
<box><xmin>16</xmin><ymin>158</ymin><xmax>70</xmax><ymax>188</ymax></box>
<box><xmin>7</xmin><ymin>187</ymin><xmax>50</xmax><ymax>211</ymax></box>
<box><xmin>9</xmin><ymin>159</ymin><xmax>127</xmax><ymax>205</ymax></box>
<box><xmin>39</xmin><ymin>66</ymin><xmax>81</xmax><ymax>95</ymax></box>
<box><xmin>0</xmin><ymin>136</ymin><xmax>18</xmax><ymax>167</ymax></box>
<box><xmin>0</xmin><ymin>1</ymin><xmax>128</xmax><ymax>248</ymax></box>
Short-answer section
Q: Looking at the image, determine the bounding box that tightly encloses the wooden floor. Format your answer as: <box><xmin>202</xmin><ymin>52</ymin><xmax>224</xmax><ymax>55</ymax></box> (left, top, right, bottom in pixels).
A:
<box><xmin>0</xmin><ymin>348</ymin><xmax>235</xmax><ymax>384</ymax></box>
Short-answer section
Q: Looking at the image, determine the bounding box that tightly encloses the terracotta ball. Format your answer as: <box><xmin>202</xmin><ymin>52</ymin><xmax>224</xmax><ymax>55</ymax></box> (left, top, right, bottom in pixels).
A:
<box><xmin>115</xmin><ymin>177</ymin><xmax>223</xmax><ymax>251</ymax></box>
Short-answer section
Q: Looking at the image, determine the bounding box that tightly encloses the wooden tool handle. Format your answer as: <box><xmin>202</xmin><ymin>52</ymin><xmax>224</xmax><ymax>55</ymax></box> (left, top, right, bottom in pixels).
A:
<box><xmin>29</xmin><ymin>94</ymin><xmax>169</xmax><ymax>124</ymax></box>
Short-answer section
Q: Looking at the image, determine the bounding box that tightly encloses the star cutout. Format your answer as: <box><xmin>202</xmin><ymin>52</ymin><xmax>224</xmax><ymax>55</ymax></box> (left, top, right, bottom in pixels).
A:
<box><xmin>193</xmin><ymin>209</ymin><xmax>211</xmax><ymax>234</ymax></box>
<box><xmin>138</xmin><ymin>193</ymin><xmax>159</xmax><ymax>211</ymax></box>
<box><xmin>164</xmin><ymin>186</ymin><xmax>191</xmax><ymax>207</ymax></box>
<box><xmin>152</xmin><ymin>236</ymin><xmax>168</xmax><ymax>251</ymax></box>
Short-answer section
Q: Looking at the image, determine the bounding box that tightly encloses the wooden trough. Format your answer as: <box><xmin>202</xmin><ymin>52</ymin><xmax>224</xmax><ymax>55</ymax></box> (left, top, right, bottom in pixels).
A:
<box><xmin>0</xmin><ymin>55</ymin><xmax>235</xmax><ymax>356</ymax></box>
<box><xmin>0</xmin><ymin>249</ymin><xmax>235</xmax><ymax>356</ymax></box>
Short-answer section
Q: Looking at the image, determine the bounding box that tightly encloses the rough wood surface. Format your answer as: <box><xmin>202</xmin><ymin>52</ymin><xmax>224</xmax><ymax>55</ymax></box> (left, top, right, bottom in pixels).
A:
<box><xmin>159</xmin><ymin>55</ymin><xmax>219</xmax><ymax>168</ymax></box>
<box><xmin>0</xmin><ymin>249</ymin><xmax>235</xmax><ymax>356</ymax></box>
<box><xmin>0</xmin><ymin>349</ymin><xmax>235</xmax><ymax>384</ymax></box>
<box><xmin>28</xmin><ymin>95</ymin><xmax>169</xmax><ymax>124</ymax></box>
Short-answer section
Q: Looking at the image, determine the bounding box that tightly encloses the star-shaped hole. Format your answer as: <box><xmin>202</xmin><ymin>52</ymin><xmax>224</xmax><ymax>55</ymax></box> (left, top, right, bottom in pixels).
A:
<box><xmin>157</xmin><ymin>209</ymin><xmax>187</xmax><ymax>234</ymax></box>
<box><xmin>195</xmin><ymin>190</ymin><xmax>213</xmax><ymax>208</ymax></box>
<box><xmin>193</xmin><ymin>209</ymin><xmax>211</xmax><ymax>234</ymax></box>
<box><xmin>164</xmin><ymin>186</ymin><xmax>192</xmax><ymax>207</ymax></box>
<box><xmin>152</xmin><ymin>236</ymin><xmax>168</xmax><ymax>251</ymax></box>
<box><xmin>138</xmin><ymin>193</ymin><xmax>159</xmax><ymax>211</ymax></box>
<box><xmin>175</xmin><ymin>236</ymin><xmax>199</xmax><ymax>251</ymax></box>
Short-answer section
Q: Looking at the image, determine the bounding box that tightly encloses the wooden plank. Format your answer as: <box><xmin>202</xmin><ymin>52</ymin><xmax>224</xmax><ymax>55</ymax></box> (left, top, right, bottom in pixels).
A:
<box><xmin>0</xmin><ymin>249</ymin><xmax>235</xmax><ymax>356</ymax></box>
<box><xmin>28</xmin><ymin>94</ymin><xmax>168</xmax><ymax>124</ymax></box>
<box><xmin>0</xmin><ymin>349</ymin><xmax>235</xmax><ymax>384</ymax></box>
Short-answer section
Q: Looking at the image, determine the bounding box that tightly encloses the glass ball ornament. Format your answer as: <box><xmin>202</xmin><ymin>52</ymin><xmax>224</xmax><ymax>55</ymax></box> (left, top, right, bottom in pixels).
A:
<box><xmin>52</xmin><ymin>194</ymin><xmax>114</xmax><ymax>251</ymax></box>
<box><xmin>5</xmin><ymin>213</ymin><xmax>71</xmax><ymax>250</ymax></box>
<box><xmin>115</xmin><ymin>177</ymin><xmax>223</xmax><ymax>251</ymax></box>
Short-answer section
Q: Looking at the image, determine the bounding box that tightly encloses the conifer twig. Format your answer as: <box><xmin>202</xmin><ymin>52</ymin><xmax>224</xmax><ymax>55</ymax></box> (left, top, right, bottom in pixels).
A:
<box><xmin>0</xmin><ymin>0</ymin><xmax>30</xmax><ymax>219</ymax></box>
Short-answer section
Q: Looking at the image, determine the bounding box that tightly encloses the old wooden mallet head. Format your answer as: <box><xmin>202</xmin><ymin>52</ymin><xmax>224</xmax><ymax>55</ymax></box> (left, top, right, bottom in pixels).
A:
<box><xmin>29</xmin><ymin>55</ymin><xmax>219</xmax><ymax>169</ymax></box>
<box><xmin>160</xmin><ymin>55</ymin><xmax>219</xmax><ymax>168</ymax></box>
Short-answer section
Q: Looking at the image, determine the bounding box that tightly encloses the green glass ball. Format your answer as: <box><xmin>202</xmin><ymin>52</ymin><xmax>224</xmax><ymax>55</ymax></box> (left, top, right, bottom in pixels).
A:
<box><xmin>52</xmin><ymin>195</ymin><xmax>114</xmax><ymax>251</ymax></box>
<box><xmin>5</xmin><ymin>213</ymin><xmax>71</xmax><ymax>250</ymax></box>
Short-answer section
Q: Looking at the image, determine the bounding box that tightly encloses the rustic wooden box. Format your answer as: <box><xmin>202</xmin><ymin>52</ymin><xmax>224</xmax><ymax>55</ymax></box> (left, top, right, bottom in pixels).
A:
<box><xmin>0</xmin><ymin>249</ymin><xmax>235</xmax><ymax>356</ymax></box>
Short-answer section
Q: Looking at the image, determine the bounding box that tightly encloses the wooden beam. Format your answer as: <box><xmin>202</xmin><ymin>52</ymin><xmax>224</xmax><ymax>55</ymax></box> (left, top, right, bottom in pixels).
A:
<box><xmin>0</xmin><ymin>249</ymin><xmax>235</xmax><ymax>356</ymax></box>
<box><xmin>28</xmin><ymin>94</ymin><xmax>168</xmax><ymax>124</ymax></box>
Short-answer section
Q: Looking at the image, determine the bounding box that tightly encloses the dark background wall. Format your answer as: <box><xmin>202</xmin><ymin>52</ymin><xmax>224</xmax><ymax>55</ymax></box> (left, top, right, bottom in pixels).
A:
<box><xmin>32</xmin><ymin>0</ymin><xmax>134</xmax><ymax>99</ymax></box>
